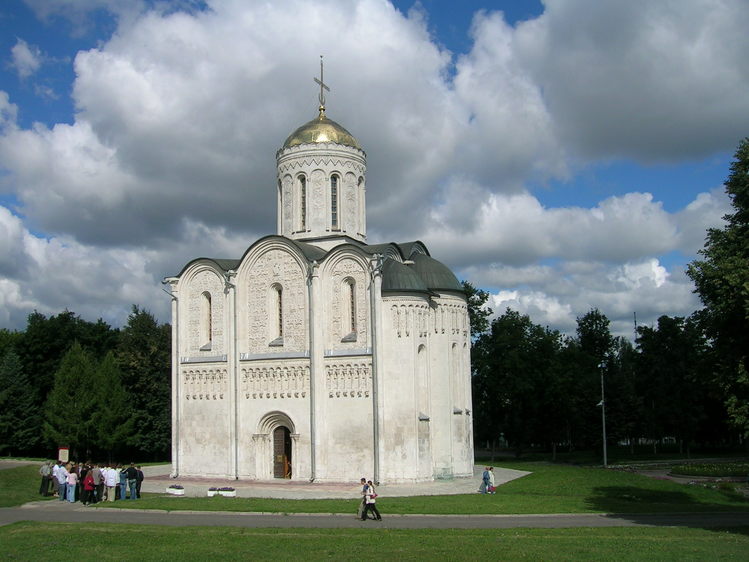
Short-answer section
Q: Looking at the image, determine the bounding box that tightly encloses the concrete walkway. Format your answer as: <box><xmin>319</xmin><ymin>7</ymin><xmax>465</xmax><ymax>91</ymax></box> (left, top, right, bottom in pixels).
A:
<box><xmin>140</xmin><ymin>464</ymin><xmax>528</xmax><ymax>499</ymax></box>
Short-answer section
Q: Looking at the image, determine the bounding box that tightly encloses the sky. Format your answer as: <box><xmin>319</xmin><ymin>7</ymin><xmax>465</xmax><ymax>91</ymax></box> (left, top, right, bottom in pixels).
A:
<box><xmin>0</xmin><ymin>0</ymin><xmax>747</xmax><ymax>338</ymax></box>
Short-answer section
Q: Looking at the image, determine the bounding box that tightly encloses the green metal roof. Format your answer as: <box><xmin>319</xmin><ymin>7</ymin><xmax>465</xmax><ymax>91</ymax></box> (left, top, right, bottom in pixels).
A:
<box><xmin>410</xmin><ymin>254</ymin><xmax>463</xmax><ymax>293</ymax></box>
<box><xmin>381</xmin><ymin>259</ymin><xmax>431</xmax><ymax>294</ymax></box>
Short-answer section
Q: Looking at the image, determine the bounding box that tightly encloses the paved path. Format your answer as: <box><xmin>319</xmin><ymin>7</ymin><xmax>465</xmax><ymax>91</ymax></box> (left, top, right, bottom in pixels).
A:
<box><xmin>3</xmin><ymin>501</ymin><xmax>749</xmax><ymax>529</ymax></box>
<box><xmin>139</xmin><ymin>464</ymin><xmax>529</xmax><ymax>499</ymax></box>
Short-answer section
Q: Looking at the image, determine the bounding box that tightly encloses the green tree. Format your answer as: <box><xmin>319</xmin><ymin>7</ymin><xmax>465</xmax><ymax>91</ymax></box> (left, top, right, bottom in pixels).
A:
<box><xmin>0</xmin><ymin>328</ymin><xmax>21</xmax><ymax>359</ymax></box>
<box><xmin>0</xmin><ymin>350</ymin><xmax>40</xmax><ymax>455</ymax></box>
<box><xmin>572</xmin><ymin>309</ymin><xmax>616</xmax><ymax>450</ymax></box>
<box><xmin>93</xmin><ymin>352</ymin><xmax>134</xmax><ymax>461</ymax></box>
<box><xmin>117</xmin><ymin>306</ymin><xmax>171</xmax><ymax>459</ymax></box>
<box><xmin>43</xmin><ymin>342</ymin><xmax>99</xmax><ymax>459</ymax></box>
<box><xmin>462</xmin><ymin>280</ymin><xmax>493</xmax><ymax>338</ymax></box>
<box><xmin>16</xmin><ymin>310</ymin><xmax>118</xmax><ymax>408</ymax></box>
<box><xmin>636</xmin><ymin>315</ymin><xmax>727</xmax><ymax>454</ymax></box>
<box><xmin>687</xmin><ymin>138</ymin><xmax>749</xmax><ymax>438</ymax></box>
<box><xmin>472</xmin><ymin>309</ymin><xmax>563</xmax><ymax>455</ymax></box>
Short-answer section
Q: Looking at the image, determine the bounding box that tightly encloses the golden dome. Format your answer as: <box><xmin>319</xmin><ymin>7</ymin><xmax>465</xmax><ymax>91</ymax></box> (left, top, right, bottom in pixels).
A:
<box><xmin>282</xmin><ymin>108</ymin><xmax>361</xmax><ymax>150</ymax></box>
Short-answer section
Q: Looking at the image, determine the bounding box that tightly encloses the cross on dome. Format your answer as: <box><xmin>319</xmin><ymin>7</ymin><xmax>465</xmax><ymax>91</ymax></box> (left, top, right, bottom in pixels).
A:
<box><xmin>314</xmin><ymin>55</ymin><xmax>330</xmax><ymax>117</ymax></box>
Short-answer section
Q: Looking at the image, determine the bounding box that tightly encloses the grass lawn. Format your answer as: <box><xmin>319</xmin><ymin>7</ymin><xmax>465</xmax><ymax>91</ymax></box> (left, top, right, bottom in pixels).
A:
<box><xmin>1</xmin><ymin>522</ymin><xmax>748</xmax><ymax>561</ymax></box>
<box><xmin>94</xmin><ymin>461</ymin><xmax>749</xmax><ymax>515</ymax></box>
<box><xmin>0</xmin><ymin>464</ymin><xmax>55</xmax><ymax>508</ymax></box>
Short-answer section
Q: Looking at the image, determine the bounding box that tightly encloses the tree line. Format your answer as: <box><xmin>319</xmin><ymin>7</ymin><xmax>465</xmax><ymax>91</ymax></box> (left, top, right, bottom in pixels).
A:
<box><xmin>0</xmin><ymin>306</ymin><xmax>170</xmax><ymax>461</ymax></box>
<box><xmin>469</xmin><ymin>137</ymin><xmax>749</xmax><ymax>457</ymax></box>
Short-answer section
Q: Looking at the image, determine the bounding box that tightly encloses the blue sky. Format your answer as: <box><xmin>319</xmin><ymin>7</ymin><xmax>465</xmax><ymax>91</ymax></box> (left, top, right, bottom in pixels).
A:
<box><xmin>0</xmin><ymin>0</ymin><xmax>746</xmax><ymax>336</ymax></box>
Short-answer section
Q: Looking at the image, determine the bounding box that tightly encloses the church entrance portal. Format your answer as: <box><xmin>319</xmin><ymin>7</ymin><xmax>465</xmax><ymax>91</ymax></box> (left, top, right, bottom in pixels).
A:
<box><xmin>273</xmin><ymin>426</ymin><xmax>292</xmax><ymax>478</ymax></box>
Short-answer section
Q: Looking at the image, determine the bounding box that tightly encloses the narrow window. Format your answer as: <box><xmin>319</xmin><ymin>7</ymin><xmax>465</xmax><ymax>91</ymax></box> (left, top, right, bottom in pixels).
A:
<box><xmin>277</xmin><ymin>286</ymin><xmax>283</xmax><ymax>338</ymax></box>
<box><xmin>341</xmin><ymin>278</ymin><xmax>357</xmax><ymax>342</ymax></box>
<box><xmin>331</xmin><ymin>174</ymin><xmax>339</xmax><ymax>230</ymax></box>
<box><xmin>299</xmin><ymin>175</ymin><xmax>307</xmax><ymax>230</ymax></box>
<box><xmin>200</xmin><ymin>291</ymin><xmax>212</xmax><ymax>350</ymax></box>
<box><xmin>270</xmin><ymin>284</ymin><xmax>284</xmax><ymax>346</ymax></box>
<box><xmin>349</xmin><ymin>280</ymin><xmax>356</xmax><ymax>333</ymax></box>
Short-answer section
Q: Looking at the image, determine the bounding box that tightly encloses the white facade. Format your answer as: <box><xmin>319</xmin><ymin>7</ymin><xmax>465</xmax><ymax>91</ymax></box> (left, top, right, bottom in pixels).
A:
<box><xmin>166</xmin><ymin>106</ymin><xmax>473</xmax><ymax>483</ymax></box>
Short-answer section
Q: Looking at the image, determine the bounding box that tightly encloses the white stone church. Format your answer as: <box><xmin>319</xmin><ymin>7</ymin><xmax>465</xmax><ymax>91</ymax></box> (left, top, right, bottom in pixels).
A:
<box><xmin>165</xmin><ymin>74</ymin><xmax>473</xmax><ymax>483</ymax></box>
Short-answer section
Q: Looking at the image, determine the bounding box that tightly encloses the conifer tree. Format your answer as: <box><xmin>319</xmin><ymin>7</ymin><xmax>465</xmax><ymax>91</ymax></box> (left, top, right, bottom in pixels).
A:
<box><xmin>43</xmin><ymin>342</ymin><xmax>99</xmax><ymax>459</ymax></box>
<box><xmin>93</xmin><ymin>352</ymin><xmax>134</xmax><ymax>461</ymax></box>
<box><xmin>0</xmin><ymin>350</ymin><xmax>40</xmax><ymax>455</ymax></box>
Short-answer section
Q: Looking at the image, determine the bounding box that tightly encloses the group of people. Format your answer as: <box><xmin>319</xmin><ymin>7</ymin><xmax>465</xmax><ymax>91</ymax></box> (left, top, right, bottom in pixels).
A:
<box><xmin>479</xmin><ymin>466</ymin><xmax>496</xmax><ymax>494</ymax></box>
<box><xmin>358</xmin><ymin>477</ymin><xmax>382</xmax><ymax>521</ymax></box>
<box><xmin>39</xmin><ymin>460</ymin><xmax>145</xmax><ymax>505</ymax></box>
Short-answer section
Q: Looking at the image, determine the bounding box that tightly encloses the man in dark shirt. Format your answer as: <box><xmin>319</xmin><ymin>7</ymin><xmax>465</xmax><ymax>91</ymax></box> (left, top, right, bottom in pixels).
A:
<box><xmin>125</xmin><ymin>463</ymin><xmax>139</xmax><ymax>500</ymax></box>
<box><xmin>135</xmin><ymin>465</ymin><xmax>145</xmax><ymax>498</ymax></box>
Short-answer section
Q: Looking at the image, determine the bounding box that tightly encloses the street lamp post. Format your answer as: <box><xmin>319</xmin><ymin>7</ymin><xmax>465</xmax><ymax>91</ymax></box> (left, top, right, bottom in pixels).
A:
<box><xmin>598</xmin><ymin>361</ymin><xmax>607</xmax><ymax>468</ymax></box>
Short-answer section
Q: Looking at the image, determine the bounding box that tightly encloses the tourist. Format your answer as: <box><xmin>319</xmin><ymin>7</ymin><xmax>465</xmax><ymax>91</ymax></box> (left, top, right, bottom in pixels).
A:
<box><xmin>77</xmin><ymin>463</ymin><xmax>88</xmax><ymax>503</ymax></box>
<box><xmin>119</xmin><ymin>464</ymin><xmax>128</xmax><ymax>500</ymax></box>
<box><xmin>361</xmin><ymin>480</ymin><xmax>382</xmax><ymax>521</ymax></box>
<box><xmin>38</xmin><ymin>461</ymin><xmax>52</xmax><ymax>496</ymax></box>
<box><xmin>51</xmin><ymin>461</ymin><xmax>60</xmax><ymax>497</ymax></box>
<box><xmin>104</xmin><ymin>464</ymin><xmax>117</xmax><ymax>501</ymax></box>
<box><xmin>56</xmin><ymin>461</ymin><xmax>68</xmax><ymax>501</ymax></box>
<box><xmin>479</xmin><ymin>466</ymin><xmax>490</xmax><ymax>493</ymax></box>
<box><xmin>91</xmin><ymin>463</ymin><xmax>103</xmax><ymax>504</ymax></box>
<box><xmin>136</xmin><ymin>465</ymin><xmax>145</xmax><ymax>498</ymax></box>
<box><xmin>125</xmin><ymin>463</ymin><xmax>139</xmax><ymax>500</ymax></box>
<box><xmin>81</xmin><ymin>469</ymin><xmax>96</xmax><ymax>506</ymax></box>
<box><xmin>66</xmin><ymin>465</ymin><xmax>78</xmax><ymax>503</ymax></box>
<box><xmin>357</xmin><ymin>477</ymin><xmax>368</xmax><ymax>519</ymax></box>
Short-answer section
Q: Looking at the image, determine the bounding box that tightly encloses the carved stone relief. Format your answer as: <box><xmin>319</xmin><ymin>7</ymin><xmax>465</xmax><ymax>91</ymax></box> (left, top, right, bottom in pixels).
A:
<box><xmin>329</xmin><ymin>258</ymin><xmax>368</xmax><ymax>349</ymax></box>
<box><xmin>344</xmin><ymin>172</ymin><xmax>357</xmax><ymax>233</ymax></box>
<box><xmin>310</xmin><ymin>169</ymin><xmax>325</xmax><ymax>231</ymax></box>
<box><xmin>246</xmin><ymin>249</ymin><xmax>306</xmax><ymax>353</ymax></box>
<box><xmin>241</xmin><ymin>362</ymin><xmax>309</xmax><ymax>399</ymax></box>
<box><xmin>182</xmin><ymin>367</ymin><xmax>227</xmax><ymax>401</ymax></box>
<box><xmin>325</xmin><ymin>361</ymin><xmax>372</xmax><ymax>398</ymax></box>
<box><xmin>282</xmin><ymin>175</ymin><xmax>293</xmax><ymax>234</ymax></box>
<box><xmin>186</xmin><ymin>270</ymin><xmax>224</xmax><ymax>354</ymax></box>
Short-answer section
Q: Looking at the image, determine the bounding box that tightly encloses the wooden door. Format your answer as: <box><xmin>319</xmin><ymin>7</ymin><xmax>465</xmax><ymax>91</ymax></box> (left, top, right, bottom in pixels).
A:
<box><xmin>273</xmin><ymin>426</ymin><xmax>291</xmax><ymax>478</ymax></box>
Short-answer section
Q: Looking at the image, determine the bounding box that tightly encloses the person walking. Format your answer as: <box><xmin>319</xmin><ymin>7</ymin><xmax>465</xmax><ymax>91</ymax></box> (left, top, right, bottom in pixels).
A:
<box><xmin>488</xmin><ymin>466</ymin><xmax>496</xmax><ymax>494</ymax></box>
<box><xmin>361</xmin><ymin>480</ymin><xmax>382</xmax><ymax>521</ymax></box>
<box><xmin>356</xmin><ymin>478</ymin><xmax>367</xmax><ymax>519</ymax></box>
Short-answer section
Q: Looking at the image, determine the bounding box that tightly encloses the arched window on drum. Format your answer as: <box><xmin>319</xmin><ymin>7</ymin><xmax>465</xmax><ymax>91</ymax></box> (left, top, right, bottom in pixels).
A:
<box><xmin>330</xmin><ymin>174</ymin><xmax>340</xmax><ymax>230</ymax></box>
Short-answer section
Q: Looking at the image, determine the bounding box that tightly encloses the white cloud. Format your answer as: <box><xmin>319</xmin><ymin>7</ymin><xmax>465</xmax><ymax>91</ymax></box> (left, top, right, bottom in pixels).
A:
<box><xmin>480</xmin><ymin>257</ymin><xmax>700</xmax><ymax>338</ymax></box>
<box><xmin>10</xmin><ymin>38</ymin><xmax>42</xmax><ymax>79</ymax></box>
<box><xmin>510</xmin><ymin>0</ymin><xmax>749</xmax><ymax>161</ymax></box>
<box><xmin>0</xmin><ymin>0</ymin><xmax>743</xmax><ymax>333</ymax></box>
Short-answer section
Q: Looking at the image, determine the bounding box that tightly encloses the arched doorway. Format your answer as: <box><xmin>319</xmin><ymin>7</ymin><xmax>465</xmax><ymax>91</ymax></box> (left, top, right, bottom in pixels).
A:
<box><xmin>273</xmin><ymin>426</ymin><xmax>292</xmax><ymax>478</ymax></box>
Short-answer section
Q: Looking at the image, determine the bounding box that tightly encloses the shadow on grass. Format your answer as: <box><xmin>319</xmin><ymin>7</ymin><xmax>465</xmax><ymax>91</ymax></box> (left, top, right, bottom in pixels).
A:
<box><xmin>586</xmin><ymin>485</ymin><xmax>749</xmax><ymax>535</ymax></box>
